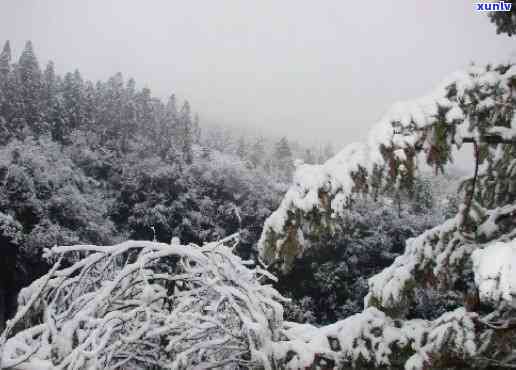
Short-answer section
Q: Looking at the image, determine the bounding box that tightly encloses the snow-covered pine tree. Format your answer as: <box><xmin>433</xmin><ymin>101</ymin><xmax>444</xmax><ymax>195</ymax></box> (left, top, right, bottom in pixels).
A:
<box><xmin>154</xmin><ymin>93</ymin><xmax>179</xmax><ymax>159</ymax></box>
<box><xmin>41</xmin><ymin>61</ymin><xmax>66</xmax><ymax>142</ymax></box>
<box><xmin>258</xmin><ymin>62</ymin><xmax>516</xmax><ymax>368</ymax></box>
<box><xmin>303</xmin><ymin>148</ymin><xmax>317</xmax><ymax>164</ymax></box>
<box><xmin>0</xmin><ymin>41</ymin><xmax>11</xmax><ymax>143</ymax></box>
<box><xmin>17</xmin><ymin>41</ymin><xmax>43</xmax><ymax>134</ymax></box>
<box><xmin>274</xmin><ymin>137</ymin><xmax>294</xmax><ymax>180</ymax></box>
<box><xmin>100</xmin><ymin>72</ymin><xmax>124</xmax><ymax>148</ymax></box>
<box><xmin>41</xmin><ymin>62</ymin><xmax>56</xmax><ymax>113</ymax></box>
<box><xmin>134</xmin><ymin>86</ymin><xmax>155</xmax><ymax>148</ymax></box>
<box><xmin>0</xmin><ymin>48</ymin><xmax>24</xmax><ymax>141</ymax></box>
<box><xmin>0</xmin><ymin>41</ymin><xmax>10</xmax><ymax>82</ymax></box>
<box><xmin>179</xmin><ymin>100</ymin><xmax>193</xmax><ymax>164</ymax></box>
<box><xmin>250</xmin><ymin>136</ymin><xmax>266</xmax><ymax>168</ymax></box>
<box><xmin>411</xmin><ymin>176</ymin><xmax>434</xmax><ymax>214</ymax></box>
<box><xmin>120</xmin><ymin>78</ymin><xmax>137</xmax><ymax>154</ymax></box>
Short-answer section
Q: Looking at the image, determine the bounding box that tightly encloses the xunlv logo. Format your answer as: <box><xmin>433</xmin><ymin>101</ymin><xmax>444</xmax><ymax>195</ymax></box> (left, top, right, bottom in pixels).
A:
<box><xmin>475</xmin><ymin>1</ymin><xmax>512</xmax><ymax>11</ymax></box>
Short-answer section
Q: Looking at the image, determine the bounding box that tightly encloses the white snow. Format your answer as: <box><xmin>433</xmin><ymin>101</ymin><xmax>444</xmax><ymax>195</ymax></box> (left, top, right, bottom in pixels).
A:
<box><xmin>366</xmin><ymin>215</ymin><xmax>465</xmax><ymax>311</ymax></box>
<box><xmin>472</xmin><ymin>240</ymin><xmax>516</xmax><ymax>306</ymax></box>
<box><xmin>3</xmin><ymin>235</ymin><xmax>287</xmax><ymax>370</ymax></box>
<box><xmin>258</xmin><ymin>63</ymin><xmax>516</xmax><ymax>265</ymax></box>
<box><xmin>277</xmin><ymin>307</ymin><xmax>477</xmax><ymax>370</ymax></box>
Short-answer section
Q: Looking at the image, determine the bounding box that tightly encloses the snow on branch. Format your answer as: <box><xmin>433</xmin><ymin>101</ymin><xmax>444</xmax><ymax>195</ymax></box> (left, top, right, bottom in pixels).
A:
<box><xmin>473</xmin><ymin>239</ymin><xmax>516</xmax><ymax>307</ymax></box>
<box><xmin>0</xmin><ymin>235</ymin><xmax>287</xmax><ymax>370</ymax></box>
<box><xmin>258</xmin><ymin>63</ymin><xmax>516</xmax><ymax>272</ymax></box>
<box><xmin>366</xmin><ymin>215</ymin><xmax>470</xmax><ymax>316</ymax></box>
<box><xmin>276</xmin><ymin>307</ymin><xmax>481</xmax><ymax>370</ymax></box>
<box><xmin>366</xmin><ymin>204</ymin><xmax>516</xmax><ymax>315</ymax></box>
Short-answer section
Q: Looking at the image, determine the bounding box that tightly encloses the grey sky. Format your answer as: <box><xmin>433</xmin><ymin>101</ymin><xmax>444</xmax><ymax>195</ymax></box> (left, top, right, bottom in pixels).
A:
<box><xmin>0</xmin><ymin>0</ymin><xmax>514</xmax><ymax>147</ymax></box>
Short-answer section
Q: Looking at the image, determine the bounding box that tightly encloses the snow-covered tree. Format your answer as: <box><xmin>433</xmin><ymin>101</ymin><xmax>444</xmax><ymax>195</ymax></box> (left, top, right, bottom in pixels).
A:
<box><xmin>250</xmin><ymin>137</ymin><xmax>266</xmax><ymax>168</ymax></box>
<box><xmin>18</xmin><ymin>41</ymin><xmax>43</xmax><ymax>134</ymax></box>
<box><xmin>303</xmin><ymin>148</ymin><xmax>316</xmax><ymax>164</ymax></box>
<box><xmin>258</xmin><ymin>62</ymin><xmax>516</xmax><ymax>368</ymax></box>
<box><xmin>0</xmin><ymin>41</ymin><xmax>11</xmax><ymax>142</ymax></box>
<box><xmin>277</xmin><ymin>195</ymin><xmax>443</xmax><ymax>324</ymax></box>
<box><xmin>274</xmin><ymin>137</ymin><xmax>294</xmax><ymax>180</ymax></box>
<box><xmin>489</xmin><ymin>0</ymin><xmax>516</xmax><ymax>36</ymax></box>
<box><xmin>179</xmin><ymin>101</ymin><xmax>193</xmax><ymax>164</ymax></box>
<box><xmin>0</xmin><ymin>41</ymin><xmax>10</xmax><ymax>82</ymax></box>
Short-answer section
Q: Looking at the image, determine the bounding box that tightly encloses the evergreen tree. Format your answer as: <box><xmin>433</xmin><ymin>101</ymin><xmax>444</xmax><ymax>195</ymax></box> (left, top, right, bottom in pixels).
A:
<box><xmin>489</xmin><ymin>0</ymin><xmax>516</xmax><ymax>35</ymax></box>
<box><xmin>42</xmin><ymin>62</ymin><xmax>56</xmax><ymax>106</ymax></box>
<box><xmin>411</xmin><ymin>177</ymin><xmax>434</xmax><ymax>214</ymax></box>
<box><xmin>179</xmin><ymin>100</ymin><xmax>193</xmax><ymax>164</ymax></box>
<box><xmin>250</xmin><ymin>137</ymin><xmax>265</xmax><ymax>168</ymax></box>
<box><xmin>127</xmin><ymin>85</ymin><xmax>158</xmax><ymax>157</ymax></box>
<box><xmin>274</xmin><ymin>137</ymin><xmax>292</xmax><ymax>162</ymax></box>
<box><xmin>157</xmin><ymin>94</ymin><xmax>178</xmax><ymax>159</ymax></box>
<box><xmin>82</xmin><ymin>80</ymin><xmax>97</xmax><ymax>132</ymax></box>
<box><xmin>0</xmin><ymin>41</ymin><xmax>11</xmax><ymax>142</ymax></box>
<box><xmin>165</xmin><ymin>94</ymin><xmax>177</xmax><ymax>121</ymax></box>
<box><xmin>41</xmin><ymin>61</ymin><xmax>65</xmax><ymax>142</ymax></box>
<box><xmin>18</xmin><ymin>41</ymin><xmax>43</xmax><ymax>133</ymax></box>
<box><xmin>303</xmin><ymin>148</ymin><xmax>316</xmax><ymax>164</ymax></box>
<box><xmin>192</xmin><ymin>113</ymin><xmax>201</xmax><ymax>144</ymax></box>
<box><xmin>120</xmin><ymin>78</ymin><xmax>137</xmax><ymax>153</ymax></box>
<box><xmin>104</xmin><ymin>72</ymin><xmax>124</xmax><ymax>146</ymax></box>
<box><xmin>41</xmin><ymin>62</ymin><xmax>57</xmax><ymax>120</ymax></box>
<box><xmin>0</xmin><ymin>40</ymin><xmax>11</xmax><ymax>82</ymax></box>
<box><xmin>1</xmin><ymin>67</ymin><xmax>23</xmax><ymax>140</ymax></box>
<box><xmin>61</xmin><ymin>71</ymin><xmax>86</xmax><ymax>140</ymax></box>
<box><xmin>274</xmin><ymin>136</ymin><xmax>294</xmax><ymax>179</ymax></box>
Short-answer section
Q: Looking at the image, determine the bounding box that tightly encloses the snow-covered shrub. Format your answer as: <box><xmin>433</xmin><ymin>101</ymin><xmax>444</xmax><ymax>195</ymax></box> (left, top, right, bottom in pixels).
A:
<box><xmin>0</xmin><ymin>235</ymin><xmax>286</xmax><ymax>369</ymax></box>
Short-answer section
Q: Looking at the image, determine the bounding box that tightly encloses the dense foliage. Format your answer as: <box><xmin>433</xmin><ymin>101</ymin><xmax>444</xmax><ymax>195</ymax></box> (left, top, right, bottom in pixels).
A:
<box><xmin>489</xmin><ymin>0</ymin><xmax>516</xmax><ymax>36</ymax></box>
<box><xmin>279</xmin><ymin>176</ymin><xmax>458</xmax><ymax>324</ymax></box>
<box><xmin>0</xmin><ymin>40</ymin><xmax>319</xmax><ymax>331</ymax></box>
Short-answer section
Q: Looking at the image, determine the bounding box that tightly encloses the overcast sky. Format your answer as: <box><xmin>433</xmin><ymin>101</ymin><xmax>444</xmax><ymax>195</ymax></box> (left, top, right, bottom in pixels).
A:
<box><xmin>0</xmin><ymin>0</ymin><xmax>514</xmax><ymax>147</ymax></box>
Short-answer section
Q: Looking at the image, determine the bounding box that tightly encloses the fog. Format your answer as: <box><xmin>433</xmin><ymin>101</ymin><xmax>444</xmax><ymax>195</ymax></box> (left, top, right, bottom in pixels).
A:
<box><xmin>0</xmin><ymin>0</ymin><xmax>513</xmax><ymax>147</ymax></box>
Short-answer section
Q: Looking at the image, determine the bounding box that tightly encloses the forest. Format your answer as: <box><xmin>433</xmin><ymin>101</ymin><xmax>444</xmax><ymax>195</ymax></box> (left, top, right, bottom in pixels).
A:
<box><xmin>0</xmin><ymin>5</ymin><xmax>516</xmax><ymax>370</ymax></box>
